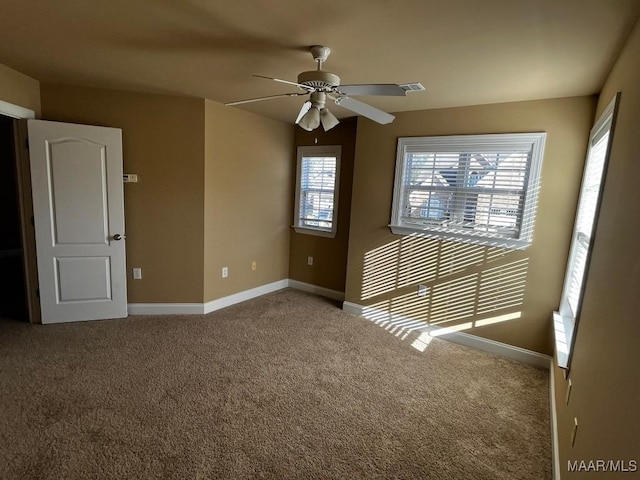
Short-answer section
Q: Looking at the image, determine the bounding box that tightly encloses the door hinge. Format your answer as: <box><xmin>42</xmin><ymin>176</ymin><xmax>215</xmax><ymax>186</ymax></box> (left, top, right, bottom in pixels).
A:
<box><xmin>31</xmin><ymin>216</ymin><xmax>34</xmax><ymax>226</ymax></box>
<box><xmin>36</xmin><ymin>289</ymin><xmax>40</xmax><ymax>299</ymax></box>
<box><xmin>24</xmin><ymin>138</ymin><xmax>29</xmax><ymax>150</ymax></box>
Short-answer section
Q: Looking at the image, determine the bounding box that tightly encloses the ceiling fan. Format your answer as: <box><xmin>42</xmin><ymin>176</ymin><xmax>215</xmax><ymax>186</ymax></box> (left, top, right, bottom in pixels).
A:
<box><xmin>225</xmin><ymin>45</ymin><xmax>415</xmax><ymax>131</ymax></box>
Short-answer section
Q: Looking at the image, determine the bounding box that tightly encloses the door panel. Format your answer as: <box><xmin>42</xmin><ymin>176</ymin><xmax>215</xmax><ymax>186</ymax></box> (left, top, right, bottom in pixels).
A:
<box><xmin>28</xmin><ymin>119</ymin><xmax>127</xmax><ymax>324</ymax></box>
<box><xmin>49</xmin><ymin>139</ymin><xmax>109</xmax><ymax>245</ymax></box>
<box><xmin>55</xmin><ymin>256</ymin><xmax>112</xmax><ymax>302</ymax></box>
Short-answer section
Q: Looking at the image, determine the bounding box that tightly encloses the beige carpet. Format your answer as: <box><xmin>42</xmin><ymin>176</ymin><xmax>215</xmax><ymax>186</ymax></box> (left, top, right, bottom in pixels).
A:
<box><xmin>0</xmin><ymin>289</ymin><xmax>551</xmax><ymax>479</ymax></box>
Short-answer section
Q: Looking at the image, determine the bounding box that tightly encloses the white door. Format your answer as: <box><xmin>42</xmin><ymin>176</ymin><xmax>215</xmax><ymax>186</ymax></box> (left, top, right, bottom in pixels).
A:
<box><xmin>28</xmin><ymin>120</ymin><xmax>127</xmax><ymax>324</ymax></box>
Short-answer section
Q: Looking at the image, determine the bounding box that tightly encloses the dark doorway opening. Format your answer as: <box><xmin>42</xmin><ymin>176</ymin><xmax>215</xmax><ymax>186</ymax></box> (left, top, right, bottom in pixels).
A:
<box><xmin>0</xmin><ymin>115</ymin><xmax>28</xmax><ymax>321</ymax></box>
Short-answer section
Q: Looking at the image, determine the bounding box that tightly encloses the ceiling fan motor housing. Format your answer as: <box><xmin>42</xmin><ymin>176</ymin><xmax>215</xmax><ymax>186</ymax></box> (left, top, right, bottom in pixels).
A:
<box><xmin>297</xmin><ymin>70</ymin><xmax>341</xmax><ymax>91</ymax></box>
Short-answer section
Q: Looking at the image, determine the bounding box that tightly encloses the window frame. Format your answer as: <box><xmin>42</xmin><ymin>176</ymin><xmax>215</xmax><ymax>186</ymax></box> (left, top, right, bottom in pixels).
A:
<box><xmin>554</xmin><ymin>93</ymin><xmax>620</xmax><ymax>370</ymax></box>
<box><xmin>390</xmin><ymin>133</ymin><xmax>546</xmax><ymax>249</ymax></box>
<box><xmin>293</xmin><ymin>145</ymin><xmax>341</xmax><ymax>238</ymax></box>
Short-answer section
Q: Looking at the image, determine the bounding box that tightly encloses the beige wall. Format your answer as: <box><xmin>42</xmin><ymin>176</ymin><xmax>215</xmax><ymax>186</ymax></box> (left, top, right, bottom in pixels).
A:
<box><xmin>0</xmin><ymin>63</ymin><xmax>40</xmax><ymax>117</ymax></box>
<box><xmin>204</xmin><ymin>101</ymin><xmax>293</xmax><ymax>301</ymax></box>
<box><xmin>553</xmin><ymin>18</ymin><xmax>640</xmax><ymax>478</ymax></box>
<box><xmin>41</xmin><ymin>84</ymin><xmax>206</xmax><ymax>303</ymax></box>
<box><xmin>345</xmin><ymin>97</ymin><xmax>596</xmax><ymax>354</ymax></box>
<box><xmin>289</xmin><ymin>117</ymin><xmax>357</xmax><ymax>293</ymax></box>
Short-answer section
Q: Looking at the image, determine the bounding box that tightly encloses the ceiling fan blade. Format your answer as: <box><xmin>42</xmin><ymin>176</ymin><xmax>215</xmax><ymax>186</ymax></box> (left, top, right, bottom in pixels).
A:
<box><xmin>331</xmin><ymin>96</ymin><xmax>395</xmax><ymax>124</ymax></box>
<box><xmin>225</xmin><ymin>92</ymin><xmax>307</xmax><ymax>106</ymax></box>
<box><xmin>253</xmin><ymin>74</ymin><xmax>315</xmax><ymax>91</ymax></box>
<box><xmin>295</xmin><ymin>101</ymin><xmax>312</xmax><ymax>124</ymax></box>
<box><xmin>337</xmin><ymin>84</ymin><xmax>406</xmax><ymax>97</ymax></box>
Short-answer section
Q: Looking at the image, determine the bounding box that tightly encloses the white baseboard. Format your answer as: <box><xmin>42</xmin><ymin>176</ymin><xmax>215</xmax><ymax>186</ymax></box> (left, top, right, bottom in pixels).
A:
<box><xmin>343</xmin><ymin>301</ymin><xmax>551</xmax><ymax>369</ymax></box>
<box><xmin>550</xmin><ymin>363</ymin><xmax>562</xmax><ymax>480</ymax></box>
<box><xmin>127</xmin><ymin>302</ymin><xmax>206</xmax><ymax>315</ymax></box>
<box><xmin>287</xmin><ymin>280</ymin><xmax>345</xmax><ymax>301</ymax></box>
<box><xmin>203</xmin><ymin>280</ymin><xmax>289</xmax><ymax>314</ymax></box>
<box><xmin>128</xmin><ymin>279</ymin><xmax>344</xmax><ymax>315</ymax></box>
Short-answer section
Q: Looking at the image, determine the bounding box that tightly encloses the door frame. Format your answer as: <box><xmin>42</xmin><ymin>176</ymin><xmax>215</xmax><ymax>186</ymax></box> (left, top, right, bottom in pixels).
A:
<box><xmin>0</xmin><ymin>99</ymin><xmax>40</xmax><ymax>323</ymax></box>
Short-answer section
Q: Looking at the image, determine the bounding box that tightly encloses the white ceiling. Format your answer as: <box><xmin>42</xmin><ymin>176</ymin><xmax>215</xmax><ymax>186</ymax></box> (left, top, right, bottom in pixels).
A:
<box><xmin>1</xmin><ymin>0</ymin><xmax>638</xmax><ymax>123</ymax></box>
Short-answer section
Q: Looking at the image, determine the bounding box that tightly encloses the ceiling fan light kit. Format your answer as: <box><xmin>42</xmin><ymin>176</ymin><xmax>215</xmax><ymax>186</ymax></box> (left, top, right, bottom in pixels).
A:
<box><xmin>298</xmin><ymin>106</ymin><xmax>320</xmax><ymax>131</ymax></box>
<box><xmin>226</xmin><ymin>45</ymin><xmax>420</xmax><ymax>132</ymax></box>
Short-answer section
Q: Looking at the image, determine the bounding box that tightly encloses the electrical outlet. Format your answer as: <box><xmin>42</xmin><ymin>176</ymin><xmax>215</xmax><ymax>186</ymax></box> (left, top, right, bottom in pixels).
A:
<box><xmin>132</xmin><ymin>268</ymin><xmax>142</xmax><ymax>280</ymax></box>
<box><xmin>251</xmin><ymin>261</ymin><xmax>257</xmax><ymax>271</ymax></box>
<box><xmin>417</xmin><ymin>284</ymin><xmax>428</xmax><ymax>297</ymax></box>
<box><xmin>222</xmin><ymin>267</ymin><xmax>228</xmax><ymax>278</ymax></box>
<box><xmin>307</xmin><ymin>256</ymin><xmax>314</xmax><ymax>266</ymax></box>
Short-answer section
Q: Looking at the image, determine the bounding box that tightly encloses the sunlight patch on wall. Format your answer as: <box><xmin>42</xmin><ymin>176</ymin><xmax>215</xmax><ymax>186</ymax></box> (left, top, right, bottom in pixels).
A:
<box><xmin>477</xmin><ymin>258</ymin><xmax>528</xmax><ymax>315</ymax></box>
<box><xmin>361</xmin><ymin>233</ymin><xmax>524</xmax><ymax>301</ymax></box>
<box><xmin>429</xmin><ymin>273</ymin><xmax>478</xmax><ymax>324</ymax></box>
<box><xmin>397</xmin><ymin>236</ymin><xmax>439</xmax><ymax>288</ymax></box>
<box><xmin>474</xmin><ymin>311</ymin><xmax>522</xmax><ymax>327</ymax></box>
<box><xmin>358</xmin><ymin>256</ymin><xmax>530</xmax><ymax>349</ymax></box>
<box><xmin>438</xmin><ymin>242</ymin><xmax>485</xmax><ymax>277</ymax></box>
<box><xmin>362</xmin><ymin>306</ymin><xmax>523</xmax><ymax>352</ymax></box>
<box><xmin>361</xmin><ymin>240</ymin><xmax>401</xmax><ymax>299</ymax></box>
<box><xmin>363</xmin><ymin>294</ymin><xmax>431</xmax><ymax>338</ymax></box>
<box><xmin>428</xmin><ymin>322</ymin><xmax>474</xmax><ymax>337</ymax></box>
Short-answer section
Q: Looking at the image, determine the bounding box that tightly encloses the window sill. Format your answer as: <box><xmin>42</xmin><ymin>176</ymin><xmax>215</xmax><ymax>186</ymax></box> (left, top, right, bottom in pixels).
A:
<box><xmin>292</xmin><ymin>226</ymin><xmax>337</xmax><ymax>239</ymax></box>
<box><xmin>552</xmin><ymin>311</ymin><xmax>574</xmax><ymax>370</ymax></box>
<box><xmin>388</xmin><ymin>224</ymin><xmax>530</xmax><ymax>250</ymax></box>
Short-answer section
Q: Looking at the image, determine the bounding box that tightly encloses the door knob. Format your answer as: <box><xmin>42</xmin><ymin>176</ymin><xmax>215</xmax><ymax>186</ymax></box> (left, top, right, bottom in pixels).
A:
<box><xmin>113</xmin><ymin>234</ymin><xmax>126</xmax><ymax>241</ymax></box>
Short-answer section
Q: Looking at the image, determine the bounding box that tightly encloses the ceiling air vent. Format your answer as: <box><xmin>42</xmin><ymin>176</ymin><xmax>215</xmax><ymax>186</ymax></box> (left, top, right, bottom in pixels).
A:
<box><xmin>399</xmin><ymin>82</ymin><xmax>425</xmax><ymax>92</ymax></box>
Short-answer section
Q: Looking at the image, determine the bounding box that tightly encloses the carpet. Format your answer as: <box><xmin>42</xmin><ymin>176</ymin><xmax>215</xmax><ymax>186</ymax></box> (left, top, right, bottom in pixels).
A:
<box><xmin>0</xmin><ymin>288</ymin><xmax>551</xmax><ymax>479</ymax></box>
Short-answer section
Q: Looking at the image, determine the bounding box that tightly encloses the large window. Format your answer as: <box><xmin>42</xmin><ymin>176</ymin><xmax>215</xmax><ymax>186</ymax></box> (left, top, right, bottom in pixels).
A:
<box><xmin>554</xmin><ymin>94</ymin><xmax>619</xmax><ymax>369</ymax></box>
<box><xmin>390</xmin><ymin>133</ymin><xmax>546</xmax><ymax>249</ymax></box>
<box><xmin>294</xmin><ymin>145</ymin><xmax>341</xmax><ymax>238</ymax></box>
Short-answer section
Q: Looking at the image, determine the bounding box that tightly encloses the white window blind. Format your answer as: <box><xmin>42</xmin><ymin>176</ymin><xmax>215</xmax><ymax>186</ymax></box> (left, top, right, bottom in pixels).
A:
<box><xmin>391</xmin><ymin>134</ymin><xmax>546</xmax><ymax>248</ymax></box>
<box><xmin>565</xmin><ymin>129</ymin><xmax>610</xmax><ymax>316</ymax></box>
<box><xmin>554</xmin><ymin>93</ymin><xmax>619</xmax><ymax>369</ymax></box>
<box><xmin>294</xmin><ymin>145</ymin><xmax>341</xmax><ymax>238</ymax></box>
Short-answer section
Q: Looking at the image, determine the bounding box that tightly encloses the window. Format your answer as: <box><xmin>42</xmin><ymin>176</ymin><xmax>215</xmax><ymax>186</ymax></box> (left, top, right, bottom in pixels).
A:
<box><xmin>294</xmin><ymin>145</ymin><xmax>341</xmax><ymax>238</ymax></box>
<box><xmin>390</xmin><ymin>133</ymin><xmax>546</xmax><ymax>249</ymax></box>
<box><xmin>554</xmin><ymin>94</ymin><xmax>619</xmax><ymax>369</ymax></box>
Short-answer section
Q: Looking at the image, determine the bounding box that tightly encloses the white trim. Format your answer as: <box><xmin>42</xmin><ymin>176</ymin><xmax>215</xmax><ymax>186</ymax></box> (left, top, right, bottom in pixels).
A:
<box><xmin>288</xmin><ymin>280</ymin><xmax>345</xmax><ymax>301</ymax></box>
<box><xmin>0</xmin><ymin>99</ymin><xmax>35</xmax><ymax>119</ymax></box>
<box><xmin>203</xmin><ymin>279</ymin><xmax>289</xmax><ymax>314</ymax></box>
<box><xmin>550</xmin><ymin>364</ymin><xmax>562</xmax><ymax>480</ymax></box>
<box><xmin>292</xmin><ymin>226</ymin><xmax>337</xmax><ymax>238</ymax></box>
<box><xmin>128</xmin><ymin>279</ymin><xmax>288</xmax><ymax>315</ymax></box>
<box><xmin>343</xmin><ymin>301</ymin><xmax>551</xmax><ymax>368</ymax></box>
<box><xmin>294</xmin><ymin>145</ymin><xmax>341</xmax><ymax>238</ymax></box>
<box><xmin>555</xmin><ymin>93</ymin><xmax>619</xmax><ymax>370</ymax></box>
<box><xmin>390</xmin><ymin>132</ymin><xmax>546</xmax><ymax>248</ymax></box>
<box><xmin>388</xmin><ymin>225</ymin><xmax>530</xmax><ymax>250</ymax></box>
<box><xmin>127</xmin><ymin>279</ymin><xmax>345</xmax><ymax>315</ymax></box>
<box><xmin>342</xmin><ymin>301</ymin><xmax>364</xmax><ymax>316</ymax></box>
<box><xmin>127</xmin><ymin>302</ymin><xmax>206</xmax><ymax>315</ymax></box>
<box><xmin>552</xmin><ymin>311</ymin><xmax>572</xmax><ymax>369</ymax></box>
